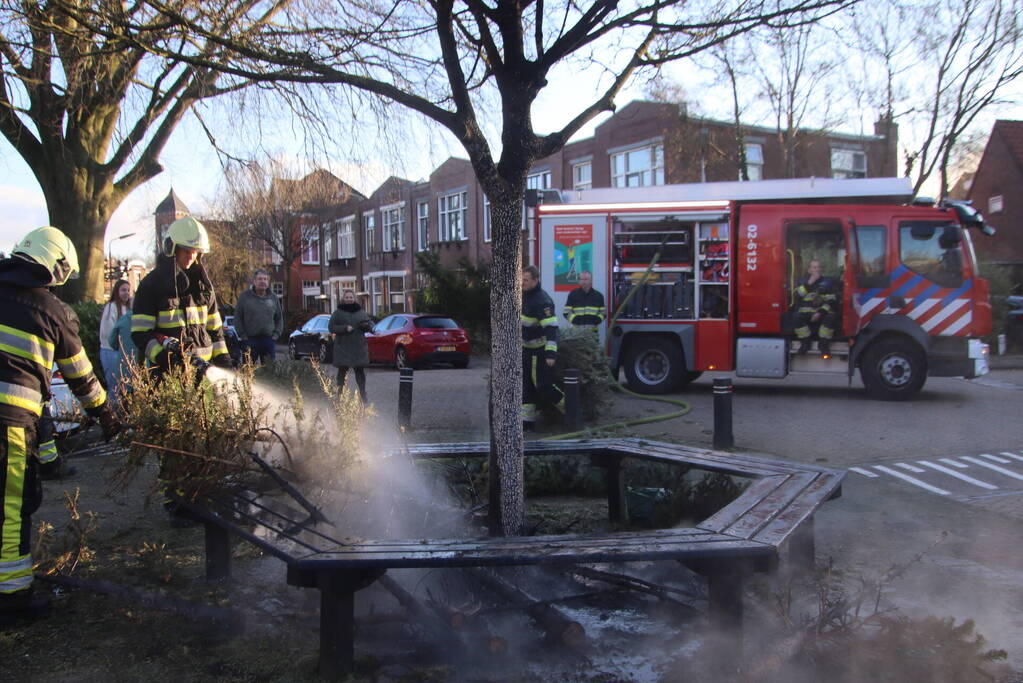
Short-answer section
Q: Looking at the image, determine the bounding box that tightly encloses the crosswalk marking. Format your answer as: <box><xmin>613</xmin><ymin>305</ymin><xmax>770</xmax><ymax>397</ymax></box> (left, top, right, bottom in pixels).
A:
<box><xmin>939</xmin><ymin>458</ymin><xmax>968</xmax><ymax>469</ymax></box>
<box><xmin>849</xmin><ymin>466</ymin><xmax>879</xmax><ymax>478</ymax></box>
<box><xmin>979</xmin><ymin>453</ymin><xmax>1012</xmax><ymax>464</ymax></box>
<box><xmin>917</xmin><ymin>460</ymin><xmax>999</xmax><ymax>490</ymax></box>
<box><xmin>960</xmin><ymin>456</ymin><xmax>1023</xmax><ymax>481</ymax></box>
<box><xmin>895</xmin><ymin>462</ymin><xmax>926</xmax><ymax>473</ymax></box>
<box><xmin>1000</xmin><ymin>452</ymin><xmax>1023</xmax><ymax>463</ymax></box>
<box><xmin>872</xmin><ymin>465</ymin><xmax>951</xmax><ymax>495</ymax></box>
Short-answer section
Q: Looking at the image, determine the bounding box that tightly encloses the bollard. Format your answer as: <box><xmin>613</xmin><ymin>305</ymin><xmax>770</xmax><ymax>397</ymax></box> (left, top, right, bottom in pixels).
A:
<box><xmin>712</xmin><ymin>376</ymin><xmax>734</xmax><ymax>450</ymax></box>
<box><xmin>563</xmin><ymin>368</ymin><xmax>582</xmax><ymax>432</ymax></box>
<box><xmin>398</xmin><ymin>367</ymin><xmax>414</xmax><ymax>430</ymax></box>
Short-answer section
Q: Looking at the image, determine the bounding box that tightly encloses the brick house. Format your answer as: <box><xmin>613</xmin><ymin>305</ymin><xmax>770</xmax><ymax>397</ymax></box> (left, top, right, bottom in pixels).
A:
<box><xmin>965</xmin><ymin>120</ymin><xmax>1023</xmax><ymax>283</ymax></box>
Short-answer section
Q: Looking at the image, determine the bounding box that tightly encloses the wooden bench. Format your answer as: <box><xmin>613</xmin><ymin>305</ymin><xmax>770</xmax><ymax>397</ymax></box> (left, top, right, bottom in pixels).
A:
<box><xmin>180</xmin><ymin>438</ymin><xmax>843</xmax><ymax>677</ymax></box>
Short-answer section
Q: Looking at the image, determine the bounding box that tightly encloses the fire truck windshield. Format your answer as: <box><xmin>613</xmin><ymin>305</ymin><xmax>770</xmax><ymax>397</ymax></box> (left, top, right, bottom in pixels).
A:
<box><xmin>899</xmin><ymin>221</ymin><xmax>965</xmax><ymax>287</ymax></box>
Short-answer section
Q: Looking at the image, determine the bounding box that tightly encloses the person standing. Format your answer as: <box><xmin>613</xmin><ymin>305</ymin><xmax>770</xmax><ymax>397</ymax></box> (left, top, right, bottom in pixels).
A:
<box><xmin>0</xmin><ymin>226</ymin><xmax>120</xmax><ymax>626</ymax></box>
<box><xmin>521</xmin><ymin>265</ymin><xmax>563</xmax><ymax>430</ymax></box>
<box><xmin>329</xmin><ymin>290</ymin><xmax>371</xmax><ymax>403</ymax></box>
<box><xmin>792</xmin><ymin>258</ymin><xmax>839</xmax><ymax>355</ymax></box>
<box><xmin>131</xmin><ymin>216</ymin><xmax>232</xmax><ymax>375</ymax></box>
<box><xmin>107</xmin><ymin>305</ymin><xmax>138</xmax><ymax>402</ymax></box>
<box><xmin>99</xmin><ymin>278</ymin><xmax>132</xmax><ymax>400</ymax></box>
<box><xmin>563</xmin><ymin>270</ymin><xmax>606</xmax><ymax>327</ymax></box>
<box><xmin>234</xmin><ymin>269</ymin><xmax>283</xmax><ymax>366</ymax></box>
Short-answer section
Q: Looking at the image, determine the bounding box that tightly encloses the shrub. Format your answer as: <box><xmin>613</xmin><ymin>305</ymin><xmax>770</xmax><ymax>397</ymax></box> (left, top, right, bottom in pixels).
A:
<box><xmin>553</xmin><ymin>326</ymin><xmax>616</xmax><ymax>421</ymax></box>
<box><xmin>70</xmin><ymin>301</ymin><xmax>104</xmax><ymax>384</ymax></box>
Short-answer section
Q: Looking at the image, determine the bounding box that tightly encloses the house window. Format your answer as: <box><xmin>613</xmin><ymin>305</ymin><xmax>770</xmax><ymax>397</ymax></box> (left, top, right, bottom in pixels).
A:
<box><xmin>389</xmin><ymin>276</ymin><xmax>406</xmax><ymax>312</ymax></box>
<box><xmin>572</xmin><ymin>162</ymin><xmax>592</xmax><ymax>190</ymax></box>
<box><xmin>338</xmin><ymin>216</ymin><xmax>355</xmax><ymax>258</ymax></box>
<box><xmin>271</xmin><ymin>282</ymin><xmax>284</xmax><ymax>298</ymax></box>
<box><xmin>324</xmin><ymin>223</ymin><xmax>336</xmax><ymax>261</ymax></box>
<box><xmin>831</xmin><ymin>148</ymin><xmax>866</xmax><ymax>179</ymax></box>
<box><xmin>363</xmin><ymin>212</ymin><xmax>376</xmax><ymax>258</ymax></box>
<box><xmin>301</xmin><ymin>228</ymin><xmax>320</xmax><ymax>265</ymax></box>
<box><xmin>527</xmin><ymin>170</ymin><xmax>552</xmax><ymax>190</ymax></box>
<box><xmin>611</xmin><ymin>143</ymin><xmax>664</xmax><ymax>187</ymax></box>
<box><xmin>417</xmin><ymin>201</ymin><xmax>429</xmax><ymax>251</ymax></box>
<box><xmin>989</xmin><ymin>195</ymin><xmax>1004</xmax><ymax>214</ymax></box>
<box><xmin>439</xmin><ymin>191</ymin><xmax>467</xmax><ymax>241</ymax></box>
<box><xmin>483</xmin><ymin>196</ymin><xmax>492</xmax><ymax>243</ymax></box>
<box><xmin>301</xmin><ymin>280</ymin><xmax>320</xmax><ymax>290</ymax></box>
<box><xmin>381</xmin><ymin>203</ymin><xmax>406</xmax><ymax>252</ymax></box>
<box><xmin>371</xmin><ymin>276</ymin><xmax>384</xmax><ymax>314</ymax></box>
<box><xmin>743</xmin><ymin>142</ymin><xmax>764</xmax><ymax>181</ymax></box>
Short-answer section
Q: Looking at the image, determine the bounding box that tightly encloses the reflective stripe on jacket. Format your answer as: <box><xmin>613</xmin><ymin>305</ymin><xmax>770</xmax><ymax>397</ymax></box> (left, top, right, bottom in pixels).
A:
<box><xmin>0</xmin><ymin>260</ymin><xmax>108</xmax><ymax>425</ymax></box>
<box><xmin>522</xmin><ymin>285</ymin><xmax>558</xmax><ymax>359</ymax></box>
<box><xmin>131</xmin><ymin>255</ymin><xmax>228</xmax><ymax>368</ymax></box>
<box><xmin>793</xmin><ymin>276</ymin><xmax>838</xmax><ymax>315</ymax></box>
<box><xmin>564</xmin><ymin>287</ymin><xmax>605</xmax><ymax>326</ymax></box>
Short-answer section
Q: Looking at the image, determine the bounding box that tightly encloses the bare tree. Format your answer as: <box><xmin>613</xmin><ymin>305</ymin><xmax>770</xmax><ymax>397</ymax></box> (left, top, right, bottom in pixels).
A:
<box><xmin>895</xmin><ymin>0</ymin><xmax>1023</xmax><ymax>196</ymax></box>
<box><xmin>201</xmin><ymin>219</ymin><xmax>256</xmax><ymax>307</ymax></box>
<box><xmin>118</xmin><ymin>0</ymin><xmax>853</xmax><ymax>536</ymax></box>
<box><xmin>219</xmin><ymin>161</ymin><xmax>353</xmax><ymax>314</ymax></box>
<box><xmin>0</xmin><ymin>1</ymin><xmax>255</xmax><ymax>301</ymax></box>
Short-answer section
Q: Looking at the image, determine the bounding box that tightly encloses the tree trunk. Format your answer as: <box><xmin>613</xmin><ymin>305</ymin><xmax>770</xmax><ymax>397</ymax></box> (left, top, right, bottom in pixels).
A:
<box><xmin>47</xmin><ymin>187</ymin><xmax>118</xmax><ymax>303</ymax></box>
<box><xmin>487</xmin><ymin>194</ymin><xmax>525</xmax><ymax>537</ymax></box>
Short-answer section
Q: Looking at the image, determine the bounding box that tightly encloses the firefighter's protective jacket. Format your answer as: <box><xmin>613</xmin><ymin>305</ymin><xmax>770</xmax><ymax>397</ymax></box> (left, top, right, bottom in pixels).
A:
<box><xmin>793</xmin><ymin>275</ymin><xmax>838</xmax><ymax>316</ymax></box>
<box><xmin>522</xmin><ymin>285</ymin><xmax>559</xmax><ymax>360</ymax></box>
<box><xmin>0</xmin><ymin>258</ymin><xmax>107</xmax><ymax>426</ymax></box>
<box><xmin>131</xmin><ymin>254</ymin><xmax>228</xmax><ymax>369</ymax></box>
<box><xmin>564</xmin><ymin>287</ymin><xmax>606</xmax><ymax>326</ymax></box>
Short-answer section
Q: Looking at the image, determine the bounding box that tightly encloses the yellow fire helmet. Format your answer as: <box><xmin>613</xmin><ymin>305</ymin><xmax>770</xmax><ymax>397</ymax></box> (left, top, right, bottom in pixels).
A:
<box><xmin>12</xmin><ymin>225</ymin><xmax>80</xmax><ymax>286</ymax></box>
<box><xmin>162</xmin><ymin>216</ymin><xmax>210</xmax><ymax>257</ymax></box>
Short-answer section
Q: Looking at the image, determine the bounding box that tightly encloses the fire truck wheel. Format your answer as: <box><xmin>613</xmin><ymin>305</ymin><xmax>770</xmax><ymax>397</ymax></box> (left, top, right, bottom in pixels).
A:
<box><xmin>860</xmin><ymin>338</ymin><xmax>927</xmax><ymax>400</ymax></box>
<box><xmin>623</xmin><ymin>338</ymin><xmax>685</xmax><ymax>394</ymax></box>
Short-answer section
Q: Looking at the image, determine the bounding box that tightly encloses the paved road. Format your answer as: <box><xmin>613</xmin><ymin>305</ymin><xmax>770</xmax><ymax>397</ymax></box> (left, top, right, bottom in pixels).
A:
<box><xmin>348</xmin><ymin>355</ymin><xmax>1023</xmax><ymax>669</ymax></box>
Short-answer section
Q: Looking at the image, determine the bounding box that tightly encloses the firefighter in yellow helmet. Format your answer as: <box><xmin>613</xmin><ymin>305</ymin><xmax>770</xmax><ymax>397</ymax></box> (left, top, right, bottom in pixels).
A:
<box><xmin>131</xmin><ymin>216</ymin><xmax>232</xmax><ymax>375</ymax></box>
<box><xmin>130</xmin><ymin>216</ymin><xmax>231</xmax><ymax>526</ymax></box>
<box><xmin>0</xmin><ymin>226</ymin><xmax>121</xmax><ymax>626</ymax></box>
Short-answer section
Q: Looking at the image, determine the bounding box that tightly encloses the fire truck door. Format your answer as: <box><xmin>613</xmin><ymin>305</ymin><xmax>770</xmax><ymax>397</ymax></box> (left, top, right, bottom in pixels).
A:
<box><xmin>783</xmin><ymin>220</ymin><xmax>846</xmax><ymax>334</ymax></box>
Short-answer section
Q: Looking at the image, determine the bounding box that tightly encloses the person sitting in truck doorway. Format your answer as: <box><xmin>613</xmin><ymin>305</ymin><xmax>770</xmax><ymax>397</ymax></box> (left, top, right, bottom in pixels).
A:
<box><xmin>792</xmin><ymin>258</ymin><xmax>839</xmax><ymax>355</ymax></box>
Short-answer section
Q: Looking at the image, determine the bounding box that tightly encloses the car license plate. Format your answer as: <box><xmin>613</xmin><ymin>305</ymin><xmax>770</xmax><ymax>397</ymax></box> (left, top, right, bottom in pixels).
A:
<box><xmin>438</xmin><ymin>345</ymin><xmax>455</xmax><ymax>352</ymax></box>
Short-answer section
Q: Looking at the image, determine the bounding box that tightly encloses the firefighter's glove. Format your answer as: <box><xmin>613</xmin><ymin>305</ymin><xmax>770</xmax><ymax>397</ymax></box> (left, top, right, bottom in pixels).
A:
<box><xmin>210</xmin><ymin>353</ymin><xmax>234</xmax><ymax>370</ymax></box>
<box><xmin>161</xmin><ymin>336</ymin><xmax>185</xmax><ymax>368</ymax></box>
<box><xmin>97</xmin><ymin>406</ymin><xmax>124</xmax><ymax>443</ymax></box>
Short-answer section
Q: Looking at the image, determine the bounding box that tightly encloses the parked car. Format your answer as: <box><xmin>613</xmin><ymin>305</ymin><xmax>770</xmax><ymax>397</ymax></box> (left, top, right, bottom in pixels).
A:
<box><xmin>288</xmin><ymin>314</ymin><xmax>333</xmax><ymax>362</ymax></box>
<box><xmin>222</xmin><ymin>315</ymin><xmax>242</xmax><ymax>365</ymax></box>
<box><xmin>366</xmin><ymin>314</ymin><xmax>471</xmax><ymax>369</ymax></box>
<box><xmin>48</xmin><ymin>366</ymin><xmax>79</xmax><ymax>438</ymax></box>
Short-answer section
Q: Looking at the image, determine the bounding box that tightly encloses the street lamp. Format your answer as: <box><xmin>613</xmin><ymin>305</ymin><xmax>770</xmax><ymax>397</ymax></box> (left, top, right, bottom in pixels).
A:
<box><xmin>107</xmin><ymin>232</ymin><xmax>136</xmax><ymax>280</ymax></box>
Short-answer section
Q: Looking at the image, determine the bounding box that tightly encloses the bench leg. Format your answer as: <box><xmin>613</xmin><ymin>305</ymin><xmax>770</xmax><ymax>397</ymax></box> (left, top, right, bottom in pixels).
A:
<box><xmin>790</xmin><ymin>516</ymin><xmax>816</xmax><ymax>569</ymax></box>
<box><xmin>607</xmin><ymin>457</ymin><xmax>627</xmax><ymax>523</ymax></box>
<box><xmin>203</xmin><ymin>521</ymin><xmax>232</xmax><ymax>580</ymax></box>
<box><xmin>684</xmin><ymin>559</ymin><xmax>748</xmax><ymax>648</ymax></box>
<box><xmin>319</xmin><ymin>573</ymin><xmax>356</xmax><ymax>678</ymax></box>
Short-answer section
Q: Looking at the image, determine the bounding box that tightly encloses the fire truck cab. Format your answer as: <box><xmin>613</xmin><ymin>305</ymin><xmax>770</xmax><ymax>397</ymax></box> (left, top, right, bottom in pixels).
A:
<box><xmin>535</xmin><ymin>178</ymin><xmax>993</xmax><ymax>400</ymax></box>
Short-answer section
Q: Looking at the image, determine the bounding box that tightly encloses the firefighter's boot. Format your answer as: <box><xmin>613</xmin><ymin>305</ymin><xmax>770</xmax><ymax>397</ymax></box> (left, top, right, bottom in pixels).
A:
<box><xmin>819</xmin><ymin>339</ymin><xmax>831</xmax><ymax>356</ymax></box>
<box><xmin>796</xmin><ymin>339</ymin><xmax>810</xmax><ymax>354</ymax></box>
<box><xmin>39</xmin><ymin>460</ymin><xmax>77</xmax><ymax>480</ymax></box>
<box><xmin>0</xmin><ymin>589</ymin><xmax>52</xmax><ymax>628</ymax></box>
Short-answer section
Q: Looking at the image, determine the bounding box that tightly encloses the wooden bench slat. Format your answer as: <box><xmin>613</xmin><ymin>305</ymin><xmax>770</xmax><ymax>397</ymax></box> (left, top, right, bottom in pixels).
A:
<box><xmin>750</xmin><ymin>473</ymin><xmax>844</xmax><ymax>547</ymax></box>
<box><xmin>292</xmin><ymin>536</ymin><xmax>773</xmax><ymax>570</ymax></box>
<box><xmin>714</xmin><ymin>472</ymin><xmax>820</xmax><ymax>540</ymax></box>
<box><xmin>697</xmin><ymin>475</ymin><xmax>791</xmax><ymax>533</ymax></box>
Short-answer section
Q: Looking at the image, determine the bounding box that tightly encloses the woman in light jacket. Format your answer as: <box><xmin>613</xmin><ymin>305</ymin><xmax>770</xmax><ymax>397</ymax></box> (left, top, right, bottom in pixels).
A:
<box><xmin>328</xmin><ymin>289</ymin><xmax>372</xmax><ymax>403</ymax></box>
<box><xmin>99</xmin><ymin>279</ymin><xmax>131</xmax><ymax>397</ymax></box>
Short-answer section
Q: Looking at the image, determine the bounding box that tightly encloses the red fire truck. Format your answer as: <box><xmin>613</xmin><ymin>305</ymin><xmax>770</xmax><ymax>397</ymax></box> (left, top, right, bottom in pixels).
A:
<box><xmin>534</xmin><ymin>177</ymin><xmax>993</xmax><ymax>400</ymax></box>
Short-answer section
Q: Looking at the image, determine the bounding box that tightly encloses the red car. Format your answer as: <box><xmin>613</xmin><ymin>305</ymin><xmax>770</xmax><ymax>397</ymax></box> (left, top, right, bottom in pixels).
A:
<box><xmin>366</xmin><ymin>314</ymin><xmax>471</xmax><ymax>369</ymax></box>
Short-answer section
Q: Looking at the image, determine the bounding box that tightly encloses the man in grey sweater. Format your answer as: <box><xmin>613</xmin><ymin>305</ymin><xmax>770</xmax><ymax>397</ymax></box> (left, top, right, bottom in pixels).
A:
<box><xmin>234</xmin><ymin>269</ymin><xmax>283</xmax><ymax>365</ymax></box>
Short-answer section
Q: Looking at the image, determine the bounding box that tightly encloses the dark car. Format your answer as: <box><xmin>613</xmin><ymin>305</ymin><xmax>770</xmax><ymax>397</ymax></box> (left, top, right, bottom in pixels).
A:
<box><xmin>288</xmin><ymin>314</ymin><xmax>333</xmax><ymax>362</ymax></box>
<box><xmin>222</xmin><ymin>315</ymin><xmax>242</xmax><ymax>365</ymax></box>
<box><xmin>366</xmin><ymin>314</ymin><xmax>471</xmax><ymax>369</ymax></box>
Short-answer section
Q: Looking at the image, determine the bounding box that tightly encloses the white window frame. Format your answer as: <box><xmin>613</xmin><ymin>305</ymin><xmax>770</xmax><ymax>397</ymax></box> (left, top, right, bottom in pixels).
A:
<box><xmin>417</xmin><ymin>201</ymin><xmax>430</xmax><ymax>251</ymax></box>
<box><xmin>831</xmin><ymin>148</ymin><xmax>867</xmax><ymax>179</ymax></box>
<box><xmin>572</xmin><ymin>161</ymin><xmax>592</xmax><ymax>190</ymax></box>
<box><xmin>611</xmin><ymin>141</ymin><xmax>665</xmax><ymax>188</ymax></box>
<box><xmin>743</xmin><ymin>142</ymin><xmax>764</xmax><ymax>181</ymax></box>
<box><xmin>338</xmin><ymin>216</ymin><xmax>356</xmax><ymax>259</ymax></box>
<box><xmin>381</xmin><ymin>202</ymin><xmax>406</xmax><ymax>252</ymax></box>
<box><xmin>438</xmin><ymin>190</ymin><xmax>468</xmax><ymax>242</ymax></box>
<box><xmin>300</xmin><ymin>227</ymin><xmax>320</xmax><ymax>265</ymax></box>
<box><xmin>527</xmin><ymin>170</ymin><xmax>552</xmax><ymax>191</ymax></box>
<box><xmin>324</xmin><ymin>222</ymin><xmax>336</xmax><ymax>262</ymax></box>
<box><xmin>363</xmin><ymin>211</ymin><xmax>376</xmax><ymax>258</ymax></box>
<box><xmin>271</xmin><ymin>282</ymin><xmax>284</xmax><ymax>298</ymax></box>
<box><xmin>483</xmin><ymin>196</ymin><xmax>492</xmax><ymax>243</ymax></box>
